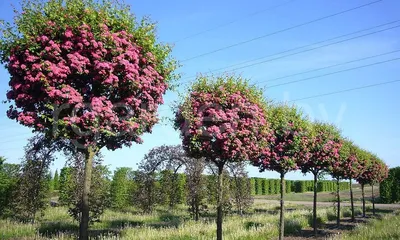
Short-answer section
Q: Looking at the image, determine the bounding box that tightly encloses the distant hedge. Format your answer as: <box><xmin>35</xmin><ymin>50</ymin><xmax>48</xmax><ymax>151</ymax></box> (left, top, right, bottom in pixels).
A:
<box><xmin>380</xmin><ymin>167</ymin><xmax>400</xmax><ymax>203</ymax></box>
<box><xmin>250</xmin><ymin>178</ymin><xmax>350</xmax><ymax>195</ymax></box>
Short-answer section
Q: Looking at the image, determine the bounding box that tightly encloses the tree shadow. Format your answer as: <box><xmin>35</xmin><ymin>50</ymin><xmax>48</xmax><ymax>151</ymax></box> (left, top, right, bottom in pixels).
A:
<box><xmin>107</xmin><ymin>219</ymin><xmax>144</xmax><ymax>229</ymax></box>
<box><xmin>38</xmin><ymin>221</ymin><xmax>122</xmax><ymax>239</ymax></box>
<box><xmin>38</xmin><ymin>221</ymin><xmax>79</xmax><ymax>237</ymax></box>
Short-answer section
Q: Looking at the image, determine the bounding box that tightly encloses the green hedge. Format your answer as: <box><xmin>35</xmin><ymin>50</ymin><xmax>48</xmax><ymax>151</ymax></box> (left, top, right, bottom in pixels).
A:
<box><xmin>380</xmin><ymin>167</ymin><xmax>400</xmax><ymax>203</ymax></box>
<box><xmin>249</xmin><ymin>178</ymin><xmax>351</xmax><ymax>195</ymax></box>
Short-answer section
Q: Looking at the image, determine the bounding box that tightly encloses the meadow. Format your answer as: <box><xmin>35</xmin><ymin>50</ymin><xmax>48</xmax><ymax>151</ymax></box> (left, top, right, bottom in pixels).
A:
<box><xmin>1</xmin><ymin>193</ymin><xmax>397</xmax><ymax>240</ymax></box>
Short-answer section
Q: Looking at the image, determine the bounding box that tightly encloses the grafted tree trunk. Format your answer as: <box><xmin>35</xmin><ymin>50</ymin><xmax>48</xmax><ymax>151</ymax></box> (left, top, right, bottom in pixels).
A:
<box><xmin>79</xmin><ymin>146</ymin><xmax>96</xmax><ymax>240</ymax></box>
<box><xmin>336</xmin><ymin>178</ymin><xmax>341</xmax><ymax>227</ymax></box>
<box><xmin>349</xmin><ymin>178</ymin><xmax>355</xmax><ymax>222</ymax></box>
<box><xmin>372</xmin><ymin>184</ymin><xmax>376</xmax><ymax>215</ymax></box>
<box><xmin>313</xmin><ymin>171</ymin><xmax>318</xmax><ymax>236</ymax></box>
<box><xmin>216</xmin><ymin>162</ymin><xmax>225</xmax><ymax>240</ymax></box>
<box><xmin>279</xmin><ymin>172</ymin><xmax>286</xmax><ymax>240</ymax></box>
<box><xmin>361</xmin><ymin>184</ymin><xmax>366</xmax><ymax>218</ymax></box>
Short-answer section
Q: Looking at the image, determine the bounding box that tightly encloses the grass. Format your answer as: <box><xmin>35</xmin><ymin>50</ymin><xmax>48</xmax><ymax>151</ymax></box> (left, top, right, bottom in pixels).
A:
<box><xmin>254</xmin><ymin>185</ymin><xmax>378</xmax><ymax>203</ymax></box>
<box><xmin>338</xmin><ymin>211</ymin><xmax>400</xmax><ymax>240</ymax></box>
<box><xmin>0</xmin><ymin>200</ymin><xmax>396</xmax><ymax>240</ymax></box>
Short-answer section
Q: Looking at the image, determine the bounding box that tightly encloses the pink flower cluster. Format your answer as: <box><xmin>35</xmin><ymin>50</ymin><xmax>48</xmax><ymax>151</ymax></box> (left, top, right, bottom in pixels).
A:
<box><xmin>298</xmin><ymin>131</ymin><xmax>342</xmax><ymax>174</ymax></box>
<box><xmin>6</xmin><ymin>24</ymin><xmax>167</xmax><ymax>149</ymax></box>
<box><xmin>175</xmin><ymin>90</ymin><xmax>271</xmax><ymax>163</ymax></box>
<box><xmin>255</xmin><ymin>122</ymin><xmax>306</xmax><ymax>174</ymax></box>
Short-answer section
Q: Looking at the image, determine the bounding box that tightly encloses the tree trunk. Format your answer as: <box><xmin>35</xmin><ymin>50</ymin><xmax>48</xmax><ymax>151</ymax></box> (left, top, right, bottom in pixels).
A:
<box><xmin>79</xmin><ymin>147</ymin><xmax>96</xmax><ymax>240</ymax></box>
<box><xmin>350</xmin><ymin>178</ymin><xmax>355</xmax><ymax>222</ymax></box>
<box><xmin>372</xmin><ymin>184</ymin><xmax>376</xmax><ymax>216</ymax></box>
<box><xmin>313</xmin><ymin>171</ymin><xmax>318</xmax><ymax>236</ymax></box>
<box><xmin>216</xmin><ymin>163</ymin><xmax>225</xmax><ymax>240</ymax></box>
<box><xmin>279</xmin><ymin>172</ymin><xmax>285</xmax><ymax>240</ymax></box>
<box><xmin>336</xmin><ymin>178</ymin><xmax>341</xmax><ymax>227</ymax></box>
<box><xmin>361</xmin><ymin>184</ymin><xmax>366</xmax><ymax>218</ymax></box>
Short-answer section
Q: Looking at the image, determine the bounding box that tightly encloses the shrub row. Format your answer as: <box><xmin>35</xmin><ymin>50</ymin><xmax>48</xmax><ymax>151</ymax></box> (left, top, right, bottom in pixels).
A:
<box><xmin>380</xmin><ymin>167</ymin><xmax>400</xmax><ymax>203</ymax></box>
<box><xmin>250</xmin><ymin>178</ymin><xmax>350</xmax><ymax>195</ymax></box>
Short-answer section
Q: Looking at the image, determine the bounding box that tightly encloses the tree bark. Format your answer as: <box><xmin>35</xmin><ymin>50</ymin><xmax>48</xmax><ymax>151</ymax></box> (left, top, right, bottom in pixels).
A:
<box><xmin>313</xmin><ymin>171</ymin><xmax>318</xmax><ymax>236</ymax></box>
<box><xmin>279</xmin><ymin>172</ymin><xmax>285</xmax><ymax>240</ymax></box>
<box><xmin>79</xmin><ymin>146</ymin><xmax>95</xmax><ymax>240</ymax></box>
<box><xmin>361</xmin><ymin>184</ymin><xmax>366</xmax><ymax>218</ymax></box>
<box><xmin>350</xmin><ymin>178</ymin><xmax>355</xmax><ymax>222</ymax></box>
<box><xmin>372</xmin><ymin>184</ymin><xmax>376</xmax><ymax>216</ymax></box>
<box><xmin>336</xmin><ymin>178</ymin><xmax>341</xmax><ymax>227</ymax></box>
<box><xmin>216</xmin><ymin>163</ymin><xmax>225</xmax><ymax>240</ymax></box>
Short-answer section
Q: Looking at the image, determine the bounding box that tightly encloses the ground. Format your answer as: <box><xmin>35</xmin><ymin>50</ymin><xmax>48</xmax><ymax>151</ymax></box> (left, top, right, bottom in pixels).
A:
<box><xmin>1</xmin><ymin>186</ymin><xmax>399</xmax><ymax>239</ymax></box>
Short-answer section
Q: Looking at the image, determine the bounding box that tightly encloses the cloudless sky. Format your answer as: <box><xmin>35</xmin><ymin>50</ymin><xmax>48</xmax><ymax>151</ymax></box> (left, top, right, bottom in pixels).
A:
<box><xmin>0</xmin><ymin>0</ymin><xmax>398</xmax><ymax>180</ymax></box>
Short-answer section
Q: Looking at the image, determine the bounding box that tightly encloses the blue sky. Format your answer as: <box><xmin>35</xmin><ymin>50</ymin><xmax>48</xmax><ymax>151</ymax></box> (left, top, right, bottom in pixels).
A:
<box><xmin>0</xmin><ymin>0</ymin><xmax>399</xmax><ymax>180</ymax></box>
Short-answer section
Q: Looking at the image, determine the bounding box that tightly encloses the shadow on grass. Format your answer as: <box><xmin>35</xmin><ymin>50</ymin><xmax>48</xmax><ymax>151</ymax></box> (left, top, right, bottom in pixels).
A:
<box><xmin>38</xmin><ymin>221</ymin><xmax>79</xmax><ymax>237</ymax></box>
<box><xmin>244</xmin><ymin>221</ymin><xmax>265</xmax><ymax>230</ymax></box>
<box><xmin>107</xmin><ymin>219</ymin><xmax>144</xmax><ymax>229</ymax></box>
<box><xmin>38</xmin><ymin>221</ymin><xmax>121</xmax><ymax>239</ymax></box>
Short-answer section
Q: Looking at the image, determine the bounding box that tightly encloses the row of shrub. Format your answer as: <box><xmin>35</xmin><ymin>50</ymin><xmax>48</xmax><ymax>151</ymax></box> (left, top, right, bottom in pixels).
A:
<box><xmin>250</xmin><ymin>178</ymin><xmax>350</xmax><ymax>195</ymax></box>
<box><xmin>380</xmin><ymin>167</ymin><xmax>400</xmax><ymax>203</ymax></box>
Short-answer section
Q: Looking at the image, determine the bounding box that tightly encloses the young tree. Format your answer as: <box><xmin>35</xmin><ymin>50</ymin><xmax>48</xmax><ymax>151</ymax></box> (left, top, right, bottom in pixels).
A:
<box><xmin>227</xmin><ymin>162</ymin><xmax>253</xmax><ymax>216</ymax></box>
<box><xmin>0</xmin><ymin>1</ymin><xmax>177</xmax><ymax>238</ymax></box>
<box><xmin>12</xmin><ymin>134</ymin><xmax>58</xmax><ymax>222</ymax></box>
<box><xmin>0</xmin><ymin>158</ymin><xmax>20</xmax><ymax>217</ymax></box>
<box><xmin>110</xmin><ymin>167</ymin><xmax>132</xmax><ymax>209</ymax></box>
<box><xmin>53</xmin><ymin>170</ymin><xmax>60</xmax><ymax>191</ymax></box>
<box><xmin>174</xmin><ymin>75</ymin><xmax>271</xmax><ymax>240</ymax></box>
<box><xmin>298</xmin><ymin>122</ymin><xmax>342</xmax><ymax>236</ymax></box>
<box><xmin>185</xmin><ymin>158</ymin><xmax>207</xmax><ymax>221</ymax></box>
<box><xmin>254</xmin><ymin>103</ymin><xmax>308</xmax><ymax>240</ymax></box>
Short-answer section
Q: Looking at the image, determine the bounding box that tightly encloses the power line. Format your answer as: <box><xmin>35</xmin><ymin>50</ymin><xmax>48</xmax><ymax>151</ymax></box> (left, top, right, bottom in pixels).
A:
<box><xmin>264</xmin><ymin>57</ymin><xmax>400</xmax><ymax>88</ymax></box>
<box><xmin>182</xmin><ymin>0</ymin><xmax>384</xmax><ymax>62</ymax></box>
<box><xmin>261</xmin><ymin>49</ymin><xmax>400</xmax><ymax>83</ymax></box>
<box><xmin>174</xmin><ymin>0</ymin><xmax>298</xmax><ymax>43</ymax></box>
<box><xmin>179</xmin><ymin>20</ymin><xmax>400</xmax><ymax>84</ymax></box>
<box><xmin>288</xmin><ymin>79</ymin><xmax>400</xmax><ymax>102</ymax></box>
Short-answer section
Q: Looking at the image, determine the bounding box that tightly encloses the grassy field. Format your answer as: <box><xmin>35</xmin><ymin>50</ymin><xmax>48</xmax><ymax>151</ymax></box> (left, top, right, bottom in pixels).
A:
<box><xmin>255</xmin><ymin>185</ymin><xmax>377</xmax><ymax>203</ymax></box>
<box><xmin>338</xmin><ymin>211</ymin><xmax>400</xmax><ymax>240</ymax></box>
<box><xmin>0</xmin><ymin>199</ymin><xmax>395</xmax><ymax>240</ymax></box>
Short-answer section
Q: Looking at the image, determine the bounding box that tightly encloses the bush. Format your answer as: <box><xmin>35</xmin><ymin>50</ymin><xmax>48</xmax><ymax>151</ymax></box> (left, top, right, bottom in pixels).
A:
<box><xmin>380</xmin><ymin>167</ymin><xmax>400</xmax><ymax>203</ymax></box>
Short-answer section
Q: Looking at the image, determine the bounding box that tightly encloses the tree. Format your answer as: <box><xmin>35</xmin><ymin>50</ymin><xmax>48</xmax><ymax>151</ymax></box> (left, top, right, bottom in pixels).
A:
<box><xmin>174</xmin><ymin>75</ymin><xmax>270</xmax><ymax>240</ymax></box>
<box><xmin>59</xmin><ymin>167</ymin><xmax>74</xmax><ymax>206</ymax></box>
<box><xmin>253</xmin><ymin>103</ymin><xmax>308</xmax><ymax>240</ymax></box>
<box><xmin>298</xmin><ymin>122</ymin><xmax>342</xmax><ymax>236</ymax></box>
<box><xmin>227</xmin><ymin>162</ymin><xmax>253</xmax><ymax>216</ymax></box>
<box><xmin>62</xmin><ymin>151</ymin><xmax>111</xmax><ymax>223</ymax></box>
<box><xmin>12</xmin><ymin>134</ymin><xmax>58</xmax><ymax>222</ymax></box>
<box><xmin>53</xmin><ymin>170</ymin><xmax>60</xmax><ymax>191</ymax></box>
<box><xmin>368</xmin><ymin>158</ymin><xmax>388</xmax><ymax>215</ymax></box>
<box><xmin>110</xmin><ymin>167</ymin><xmax>132</xmax><ymax>209</ymax></box>
<box><xmin>135</xmin><ymin>145</ymin><xmax>190</xmax><ymax>211</ymax></box>
<box><xmin>335</xmin><ymin>141</ymin><xmax>362</xmax><ymax>222</ymax></box>
<box><xmin>0</xmin><ymin>0</ymin><xmax>177</xmax><ymax>238</ymax></box>
<box><xmin>355</xmin><ymin>149</ymin><xmax>373</xmax><ymax>218</ymax></box>
<box><xmin>0</xmin><ymin>158</ymin><xmax>20</xmax><ymax>217</ymax></box>
<box><xmin>185</xmin><ymin>158</ymin><xmax>207</xmax><ymax>221</ymax></box>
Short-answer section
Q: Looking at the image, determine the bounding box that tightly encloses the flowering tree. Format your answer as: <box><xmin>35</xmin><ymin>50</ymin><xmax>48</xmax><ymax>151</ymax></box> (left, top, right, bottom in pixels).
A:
<box><xmin>254</xmin><ymin>103</ymin><xmax>309</xmax><ymax>240</ymax></box>
<box><xmin>369</xmin><ymin>158</ymin><xmax>388</xmax><ymax>215</ymax></box>
<box><xmin>0</xmin><ymin>1</ymin><xmax>176</xmax><ymax>239</ymax></box>
<box><xmin>298</xmin><ymin>122</ymin><xmax>342</xmax><ymax>236</ymax></box>
<box><xmin>174</xmin><ymin>75</ymin><xmax>271</xmax><ymax>240</ymax></box>
<box><xmin>355</xmin><ymin>149</ymin><xmax>373</xmax><ymax>218</ymax></box>
<box><xmin>330</xmin><ymin>139</ymin><xmax>359</xmax><ymax>225</ymax></box>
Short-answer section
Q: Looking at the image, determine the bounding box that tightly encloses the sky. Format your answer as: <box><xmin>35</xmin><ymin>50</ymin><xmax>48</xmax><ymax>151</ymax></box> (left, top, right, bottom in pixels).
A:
<box><xmin>0</xmin><ymin>0</ymin><xmax>399</xmax><ymax>180</ymax></box>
